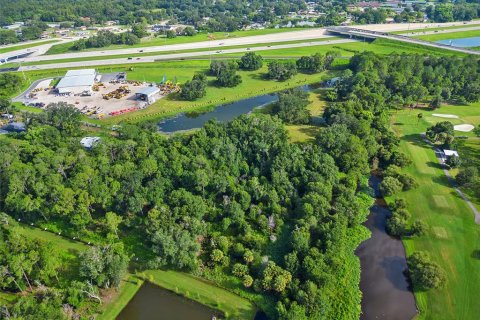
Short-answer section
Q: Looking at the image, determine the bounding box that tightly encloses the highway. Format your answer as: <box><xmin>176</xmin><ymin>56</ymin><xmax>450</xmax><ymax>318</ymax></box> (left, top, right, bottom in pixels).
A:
<box><xmin>326</xmin><ymin>26</ymin><xmax>480</xmax><ymax>55</ymax></box>
<box><xmin>18</xmin><ymin>39</ymin><xmax>356</xmax><ymax>71</ymax></box>
<box><xmin>15</xmin><ymin>21</ymin><xmax>480</xmax><ymax>65</ymax></box>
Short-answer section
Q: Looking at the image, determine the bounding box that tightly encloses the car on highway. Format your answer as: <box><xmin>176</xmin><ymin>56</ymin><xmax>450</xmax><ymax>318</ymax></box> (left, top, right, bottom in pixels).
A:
<box><xmin>127</xmin><ymin>57</ymin><xmax>133</xmax><ymax>60</ymax></box>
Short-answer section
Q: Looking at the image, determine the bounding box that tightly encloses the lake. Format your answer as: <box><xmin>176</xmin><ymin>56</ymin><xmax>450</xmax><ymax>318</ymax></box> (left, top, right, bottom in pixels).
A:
<box><xmin>117</xmin><ymin>282</ymin><xmax>221</xmax><ymax>320</ymax></box>
<box><xmin>355</xmin><ymin>176</ymin><xmax>417</xmax><ymax>320</ymax></box>
<box><xmin>436</xmin><ymin>36</ymin><xmax>480</xmax><ymax>48</ymax></box>
<box><xmin>158</xmin><ymin>85</ymin><xmax>312</xmax><ymax>133</ymax></box>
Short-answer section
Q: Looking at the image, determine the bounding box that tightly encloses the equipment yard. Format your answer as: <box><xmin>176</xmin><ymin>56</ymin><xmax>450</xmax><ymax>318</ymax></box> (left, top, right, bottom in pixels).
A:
<box><xmin>15</xmin><ymin>72</ymin><xmax>164</xmax><ymax>119</ymax></box>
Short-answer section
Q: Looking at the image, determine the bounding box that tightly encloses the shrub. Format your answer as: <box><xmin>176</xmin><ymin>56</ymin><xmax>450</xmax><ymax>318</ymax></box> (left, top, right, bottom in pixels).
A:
<box><xmin>380</xmin><ymin>176</ymin><xmax>403</xmax><ymax>196</ymax></box>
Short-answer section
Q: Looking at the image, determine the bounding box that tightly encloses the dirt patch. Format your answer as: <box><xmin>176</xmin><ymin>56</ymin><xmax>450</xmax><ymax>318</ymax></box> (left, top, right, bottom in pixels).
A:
<box><xmin>432</xmin><ymin>226</ymin><xmax>448</xmax><ymax>239</ymax></box>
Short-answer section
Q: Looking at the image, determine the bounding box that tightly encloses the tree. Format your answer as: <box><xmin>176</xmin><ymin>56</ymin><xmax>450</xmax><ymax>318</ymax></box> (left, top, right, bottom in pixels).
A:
<box><xmin>104</xmin><ymin>212</ymin><xmax>122</xmax><ymax>237</ymax></box>
<box><xmin>239</xmin><ymin>52</ymin><xmax>263</xmax><ymax>71</ymax></box>
<box><xmin>268</xmin><ymin>61</ymin><xmax>297</xmax><ymax>81</ymax></box>
<box><xmin>216</xmin><ymin>66</ymin><xmax>242</xmax><ymax>87</ymax></box>
<box><xmin>272</xmin><ymin>89</ymin><xmax>310</xmax><ymax>124</ymax></box>
<box><xmin>166</xmin><ymin>30</ymin><xmax>177</xmax><ymax>38</ymax></box>
<box><xmin>131</xmin><ymin>23</ymin><xmax>148</xmax><ymax>38</ymax></box>
<box><xmin>407</xmin><ymin>251</ymin><xmax>446</xmax><ymax>290</ymax></box>
<box><xmin>429</xmin><ymin>95</ymin><xmax>442</xmax><ymax>109</ymax></box>
<box><xmin>411</xmin><ymin>220</ymin><xmax>428</xmax><ymax>236</ymax></box>
<box><xmin>180</xmin><ymin>73</ymin><xmax>207</xmax><ymax>100</ymax></box>
<box><xmin>445</xmin><ymin>154</ymin><xmax>460</xmax><ymax>168</ymax></box>
<box><xmin>380</xmin><ymin>176</ymin><xmax>403</xmax><ymax>196</ymax></box>
<box><xmin>474</xmin><ymin>125</ymin><xmax>480</xmax><ymax>137</ymax></box>
<box><xmin>183</xmin><ymin>26</ymin><xmax>196</xmax><ymax>36</ymax></box>
<box><xmin>261</xmin><ymin>262</ymin><xmax>292</xmax><ymax>293</ymax></box>
<box><xmin>296</xmin><ymin>53</ymin><xmax>324</xmax><ymax>73</ymax></box>
<box><xmin>426</xmin><ymin>121</ymin><xmax>454</xmax><ymax>146</ymax></box>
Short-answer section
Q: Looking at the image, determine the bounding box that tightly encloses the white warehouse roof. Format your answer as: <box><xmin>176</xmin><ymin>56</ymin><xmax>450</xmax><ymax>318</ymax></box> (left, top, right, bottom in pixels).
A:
<box><xmin>443</xmin><ymin>150</ymin><xmax>459</xmax><ymax>157</ymax></box>
<box><xmin>57</xmin><ymin>69</ymin><xmax>97</xmax><ymax>92</ymax></box>
<box><xmin>65</xmin><ymin>69</ymin><xmax>96</xmax><ymax>77</ymax></box>
<box><xmin>136</xmin><ymin>86</ymin><xmax>160</xmax><ymax>97</ymax></box>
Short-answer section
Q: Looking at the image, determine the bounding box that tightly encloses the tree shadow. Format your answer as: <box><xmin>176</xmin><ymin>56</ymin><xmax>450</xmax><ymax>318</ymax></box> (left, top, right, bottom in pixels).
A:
<box><xmin>426</xmin><ymin>161</ymin><xmax>444</xmax><ymax>170</ymax></box>
<box><xmin>471</xmin><ymin>250</ymin><xmax>480</xmax><ymax>259</ymax></box>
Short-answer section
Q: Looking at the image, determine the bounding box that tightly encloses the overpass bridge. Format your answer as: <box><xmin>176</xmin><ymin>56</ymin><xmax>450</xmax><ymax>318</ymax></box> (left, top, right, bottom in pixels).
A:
<box><xmin>325</xmin><ymin>26</ymin><xmax>480</xmax><ymax>56</ymax></box>
<box><xmin>0</xmin><ymin>50</ymin><xmax>35</xmax><ymax>64</ymax></box>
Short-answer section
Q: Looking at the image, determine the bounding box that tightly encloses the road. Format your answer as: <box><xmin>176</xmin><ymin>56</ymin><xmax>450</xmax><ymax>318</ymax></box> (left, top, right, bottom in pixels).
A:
<box><xmin>16</xmin><ymin>21</ymin><xmax>480</xmax><ymax>64</ymax></box>
<box><xmin>18</xmin><ymin>39</ymin><xmax>356</xmax><ymax>71</ymax></box>
<box><xmin>326</xmin><ymin>26</ymin><xmax>480</xmax><ymax>55</ymax></box>
<box><xmin>0</xmin><ymin>37</ymin><xmax>79</xmax><ymax>63</ymax></box>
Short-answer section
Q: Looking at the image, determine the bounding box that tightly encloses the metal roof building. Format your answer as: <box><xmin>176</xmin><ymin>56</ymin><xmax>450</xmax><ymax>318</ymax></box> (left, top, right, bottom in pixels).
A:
<box><xmin>56</xmin><ymin>69</ymin><xmax>97</xmax><ymax>94</ymax></box>
<box><xmin>135</xmin><ymin>86</ymin><xmax>160</xmax><ymax>104</ymax></box>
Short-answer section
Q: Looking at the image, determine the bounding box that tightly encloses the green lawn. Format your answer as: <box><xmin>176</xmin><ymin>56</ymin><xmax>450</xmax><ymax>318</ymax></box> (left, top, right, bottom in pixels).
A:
<box><xmin>415</xmin><ymin>29</ymin><xmax>480</xmax><ymax>41</ymax></box>
<box><xmin>45</xmin><ymin>27</ymin><xmax>311</xmax><ymax>55</ymax></box>
<box><xmin>0</xmin><ymin>40</ymin><xmax>59</xmax><ymax>54</ymax></box>
<box><xmin>389</xmin><ymin>103</ymin><xmax>480</xmax><ymax>320</ymax></box>
<box><xmin>140</xmin><ymin>269</ymin><xmax>257</xmax><ymax>320</ymax></box>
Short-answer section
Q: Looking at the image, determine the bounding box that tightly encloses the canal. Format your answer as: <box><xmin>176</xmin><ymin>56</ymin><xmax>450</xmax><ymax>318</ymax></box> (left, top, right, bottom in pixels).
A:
<box><xmin>355</xmin><ymin>176</ymin><xmax>417</xmax><ymax>320</ymax></box>
<box><xmin>158</xmin><ymin>85</ymin><xmax>312</xmax><ymax>133</ymax></box>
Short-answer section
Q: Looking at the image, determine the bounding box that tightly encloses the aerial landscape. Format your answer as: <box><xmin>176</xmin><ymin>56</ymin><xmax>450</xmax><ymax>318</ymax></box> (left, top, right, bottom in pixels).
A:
<box><xmin>1</xmin><ymin>0</ymin><xmax>480</xmax><ymax>319</ymax></box>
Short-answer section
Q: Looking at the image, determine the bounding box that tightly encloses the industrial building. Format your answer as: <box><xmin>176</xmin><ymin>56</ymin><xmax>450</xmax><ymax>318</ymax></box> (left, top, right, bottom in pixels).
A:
<box><xmin>56</xmin><ymin>69</ymin><xmax>98</xmax><ymax>95</ymax></box>
<box><xmin>135</xmin><ymin>86</ymin><xmax>160</xmax><ymax>104</ymax></box>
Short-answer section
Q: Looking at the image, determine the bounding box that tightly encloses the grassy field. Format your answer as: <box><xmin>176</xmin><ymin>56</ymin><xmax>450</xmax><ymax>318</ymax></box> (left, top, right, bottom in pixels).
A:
<box><xmin>140</xmin><ymin>270</ymin><xmax>257</xmax><ymax>319</ymax></box>
<box><xmin>285</xmin><ymin>88</ymin><xmax>326</xmax><ymax>142</ymax></box>
<box><xmin>45</xmin><ymin>27</ymin><xmax>310</xmax><ymax>55</ymax></box>
<box><xmin>389</xmin><ymin>102</ymin><xmax>480</xmax><ymax>320</ymax></box>
<box><xmin>0</xmin><ymin>39</ymin><xmax>59</xmax><ymax>54</ymax></box>
<box><xmin>415</xmin><ymin>29</ymin><xmax>480</xmax><ymax>41</ymax></box>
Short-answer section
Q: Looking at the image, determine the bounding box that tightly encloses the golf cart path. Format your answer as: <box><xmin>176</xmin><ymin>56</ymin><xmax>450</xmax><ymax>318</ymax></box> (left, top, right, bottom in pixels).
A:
<box><xmin>421</xmin><ymin>134</ymin><xmax>480</xmax><ymax>224</ymax></box>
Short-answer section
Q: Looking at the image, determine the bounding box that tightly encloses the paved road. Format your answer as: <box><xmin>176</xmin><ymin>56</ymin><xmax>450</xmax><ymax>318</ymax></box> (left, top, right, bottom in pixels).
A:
<box><xmin>18</xmin><ymin>39</ymin><xmax>356</xmax><ymax>71</ymax></box>
<box><xmin>0</xmin><ymin>37</ymin><xmax>79</xmax><ymax>63</ymax></box>
<box><xmin>17</xmin><ymin>21</ymin><xmax>479</xmax><ymax>64</ymax></box>
<box><xmin>421</xmin><ymin>134</ymin><xmax>480</xmax><ymax>224</ymax></box>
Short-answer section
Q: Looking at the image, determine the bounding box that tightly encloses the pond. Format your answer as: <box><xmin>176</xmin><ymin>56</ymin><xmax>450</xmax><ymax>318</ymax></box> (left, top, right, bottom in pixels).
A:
<box><xmin>436</xmin><ymin>36</ymin><xmax>480</xmax><ymax>48</ymax></box>
<box><xmin>117</xmin><ymin>282</ymin><xmax>222</xmax><ymax>320</ymax></box>
<box><xmin>355</xmin><ymin>176</ymin><xmax>417</xmax><ymax>320</ymax></box>
<box><xmin>158</xmin><ymin>85</ymin><xmax>313</xmax><ymax>133</ymax></box>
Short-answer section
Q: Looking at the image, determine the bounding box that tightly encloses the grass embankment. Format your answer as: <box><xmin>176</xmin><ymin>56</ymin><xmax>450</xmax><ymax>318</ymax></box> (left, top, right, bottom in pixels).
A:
<box><xmin>0</xmin><ymin>39</ymin><xmax>59</xmax><ymax>54</ymax></box>
<box><xmin>415</xmin><ymin>29</ymin><xmax>480</xmax><ymax>41</ymax></box>
<box><xmin>389</xmin><ymin>103</ymin><xmax>480</xmax><ymax>320</ymax></box>
<box><xmin>45</xmin><ymin>27</ymin><xmax>311</xmax><ymax>55</ymax></box>
<box><xmin>140</xmin><ymin>270</ymin><xmax>257</xmax><ymax>319</ymax></box>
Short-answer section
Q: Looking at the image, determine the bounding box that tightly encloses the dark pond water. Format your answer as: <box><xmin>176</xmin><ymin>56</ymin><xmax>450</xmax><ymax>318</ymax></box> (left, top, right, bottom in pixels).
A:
<box><xmin>355</xmin><ymin>176</ymin><xmax>417</xmax><ymax>320</ymax></box>
<box><xmin>158</xmin><ymin>85</ymin><xmax>312</xmax><ymax>133</ymax></box>
<box><xmin>436</xmin><ymin>36</ymin><xmax>480</xmax><ymax>48</ymax></box>
<box><xmin>116</xmin><ymin>282</ymin><xmax>221</xmax><ymax>320</ymax></box>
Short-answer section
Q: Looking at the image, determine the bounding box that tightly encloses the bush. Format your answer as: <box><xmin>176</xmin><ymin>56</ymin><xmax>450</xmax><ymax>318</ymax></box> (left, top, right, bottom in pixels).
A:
<box><xmin>407</xmin><ymin>251</ymin><xmax>446</xmax><ymax>290</ymax></box>
<box><xmin>380</xmin><ymin>176</ymin><xmax>403</xmax><ymax>196</ymax></box>
<box><xmin>456</xmin><ymin>166</ymin><xmax>478</xmax><ymax>186</ymax></box>
<box><xmin>445</xmin><ymin>155</ymin><xmax>460</xmax><ymax>168</ymax></box>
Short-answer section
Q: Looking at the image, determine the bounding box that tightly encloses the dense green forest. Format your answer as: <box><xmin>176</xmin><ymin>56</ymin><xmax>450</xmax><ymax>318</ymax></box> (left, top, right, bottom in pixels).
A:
<box><xmin>1</xmin><ymin>51</ymin><xmax>480</xmax><ymax>318</ymax></box>
<box><xmin>1</xmin><ymin>0</ymin><xmax>479</xmax><ymax>30</ymax></box>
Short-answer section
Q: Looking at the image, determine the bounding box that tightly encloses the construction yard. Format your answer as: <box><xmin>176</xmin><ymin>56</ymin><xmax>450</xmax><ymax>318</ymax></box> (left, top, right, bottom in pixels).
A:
<box><xmin>15</xmin><ymin>73</ymin><xmax>166</xmax><ymax>119</ymax></box>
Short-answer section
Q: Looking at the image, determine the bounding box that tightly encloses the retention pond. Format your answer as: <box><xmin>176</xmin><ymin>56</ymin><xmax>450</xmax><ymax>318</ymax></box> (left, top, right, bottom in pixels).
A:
<box><xmin>356</xmin><ymin>176</ymin><xmax>417</xmax><ymax>320</ymax></box>
<box><xmin>116</xmin><ymin>282</ymin><xmax>221</xmax><ymax>320</ymax></box>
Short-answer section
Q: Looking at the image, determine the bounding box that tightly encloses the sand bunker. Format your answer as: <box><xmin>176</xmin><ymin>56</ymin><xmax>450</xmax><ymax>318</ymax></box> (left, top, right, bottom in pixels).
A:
<box><xmin>432</xmin><ymin>114</ymin><xmax>459</xmax><ymax>119</ymax></box>
<box><xmin>454</xmin><ymin>124</ymin><xmax>475</xmax><ymax>132</ymax></box>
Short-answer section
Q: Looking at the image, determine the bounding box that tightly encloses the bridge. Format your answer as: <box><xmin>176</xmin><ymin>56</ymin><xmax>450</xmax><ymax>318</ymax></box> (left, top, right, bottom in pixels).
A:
<box><xmin>325</xmin><ymin>26</ymin><xmax>480</xmax><ymax>56</ymax></box>
<box><xmin>0</xmin><ymin>50</ymin><xmax>35</xmax><ymax>65</ymax></box>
